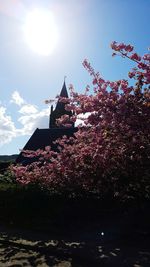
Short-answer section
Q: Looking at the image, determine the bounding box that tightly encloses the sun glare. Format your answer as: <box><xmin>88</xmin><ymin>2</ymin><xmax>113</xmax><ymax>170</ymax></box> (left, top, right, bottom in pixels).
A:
<box><xmin>24</xmin><ymin>8</ymin><xmax>59</xmax><ymax>56</ymax></box>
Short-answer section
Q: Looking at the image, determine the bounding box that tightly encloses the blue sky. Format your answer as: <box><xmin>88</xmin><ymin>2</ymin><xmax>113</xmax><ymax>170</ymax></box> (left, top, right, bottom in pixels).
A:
<box><xmin>0</xmin><ymin>0</ymin><xmax>150</xmax><ymax>155</ymax></box>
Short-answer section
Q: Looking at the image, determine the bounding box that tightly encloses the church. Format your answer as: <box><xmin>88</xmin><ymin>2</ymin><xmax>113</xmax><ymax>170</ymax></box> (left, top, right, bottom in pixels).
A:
<box><xmin>16</xmin><ymin>82</ymin><xmax>77</xmax><ymax>163</ymax></box>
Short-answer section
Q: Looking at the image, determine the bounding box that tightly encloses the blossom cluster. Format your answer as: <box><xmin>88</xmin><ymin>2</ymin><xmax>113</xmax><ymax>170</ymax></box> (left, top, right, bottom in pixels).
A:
<box><xmin>12</xmin><ymin>42</ymin><xmax>150</xmax><ymax>199</ymax></box>
<box><xmin>111</xmin><ymin>41</ymin><xmax>150</xmax><ymax>85</ymax></box>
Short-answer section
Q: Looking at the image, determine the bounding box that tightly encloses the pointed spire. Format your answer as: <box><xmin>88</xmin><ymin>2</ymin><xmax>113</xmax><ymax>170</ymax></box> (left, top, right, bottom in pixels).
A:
<box><xmin>59</xmin><ymin>79</ymin><xmax>68</xmax><ymax>98</ymax></box>
<box><xmin>49</xmin><ymin>80</ymin><xmax>74</xmax><ymax>128</ymax></box>
<box><xmin>55</xmin><ymin>80</ymin><xmax>68</xmax><ymax>111</ymax></box>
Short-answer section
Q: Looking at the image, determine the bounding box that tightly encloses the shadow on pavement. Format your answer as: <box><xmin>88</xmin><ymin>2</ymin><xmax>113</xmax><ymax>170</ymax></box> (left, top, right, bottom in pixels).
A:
<box><xmin>0</xmin><ymin>223</ymin><xmax>150</xmax><ymax>267</ymax></box>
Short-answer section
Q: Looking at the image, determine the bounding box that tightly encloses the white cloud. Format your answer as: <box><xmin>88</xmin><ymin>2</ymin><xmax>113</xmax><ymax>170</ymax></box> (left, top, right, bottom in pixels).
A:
<box><xmin>19</xmin><ymin>104</ymin><xmax>38</xmax><ymax>114</ymax></box>
<box><xmin>17</xmin><ymin>108</ymin><xmax>49</xmax><ymax>136</ymax></box>
<box><xmin>10</xmin><ymin>91</ymin><xmax>25</xmax><ymax>106</ymax></box>
<box><xmin>0</xmin><ymin>106</ymin><xmax>16</xmax><ymax>146</ymax></box>
<box><xmin>75</xmin><ymin>112</ymin><xmax>91</xmax><ymax>126</ymax></box>
<box><xmin>0</xmin><ymin>90</ymin><xmax>51</xmax><ymax>148</ymax></box>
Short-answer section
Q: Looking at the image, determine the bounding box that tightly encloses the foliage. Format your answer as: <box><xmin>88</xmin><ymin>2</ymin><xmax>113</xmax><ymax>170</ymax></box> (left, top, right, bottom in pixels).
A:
<box><xmin>0</xmin><ymin>170</ymin><xmax>16</xmax><ymax>184</ymax></box>
<box><xmin>0</xmin><ymin>161</ymin><xmax>12</xmax><ymax>174</ymax></box>
<box><xmin>0</xmin><ymin>161</ymin><xmax>16</xmax><ymax>184</ymax></box>
<box><xmin>0</xmin><ymin>155</ymin><xmax>18</xmax><ymax>162</ymax></box>
<box><xmin>12</xmin><ymin>42</ymin><xmax>150</xmax><ymax>200</ymax></box>
<box><xmin>0</xmin><ymin>181</ymin><xmax>124</xmax><ymax>226</ymax></box>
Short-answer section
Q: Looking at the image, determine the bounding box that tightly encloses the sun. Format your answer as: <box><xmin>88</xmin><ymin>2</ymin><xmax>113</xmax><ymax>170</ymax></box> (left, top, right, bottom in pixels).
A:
<box><xmin>23</xmin><ymin>8</ymin><xmax>59</xmax><ymax>56</ymax></box>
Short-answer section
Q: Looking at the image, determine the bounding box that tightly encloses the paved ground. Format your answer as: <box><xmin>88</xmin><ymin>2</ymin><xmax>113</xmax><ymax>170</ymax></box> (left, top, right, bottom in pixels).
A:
<box><xmin>0</xmin><ymin>222</ymin><xmax>150</xmax><ymax>267</ymax></box>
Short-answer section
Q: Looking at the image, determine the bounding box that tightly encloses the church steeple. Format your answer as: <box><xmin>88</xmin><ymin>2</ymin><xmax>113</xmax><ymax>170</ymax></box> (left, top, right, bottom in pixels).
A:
<box><xmin>49</xmin><ymin>81</ymin><xmax>74</xmax><ymax>128</ymax></box>
<box><xmin>55</xmin><ymin>81</ymin><xmax>68</xmax><ymax>111</ymax></box>
<box><xmin>60</xmin><ymin>81</ymin><xmax>68</xmax><ymax>97</ymax></box>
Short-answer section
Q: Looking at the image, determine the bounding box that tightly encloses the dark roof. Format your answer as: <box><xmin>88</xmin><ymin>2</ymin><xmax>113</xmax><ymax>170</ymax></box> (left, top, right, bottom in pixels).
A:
<box><xmin>16</xmin><ymin>127</ymin><xmax>77</xmax><ymax>163</ymax></box>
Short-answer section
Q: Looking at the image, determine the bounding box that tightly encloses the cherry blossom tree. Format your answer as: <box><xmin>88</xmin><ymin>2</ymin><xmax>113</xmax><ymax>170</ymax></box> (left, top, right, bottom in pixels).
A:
<box><xmin>12</xmin><ymin>42</ymin><xmax>150</xmax><ymax>200</ymax></box>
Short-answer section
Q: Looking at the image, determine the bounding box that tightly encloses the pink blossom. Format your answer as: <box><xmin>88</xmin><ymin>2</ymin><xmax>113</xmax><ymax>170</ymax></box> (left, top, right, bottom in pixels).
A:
<box><xmin>124</xmin><ymin>44</ymin><xmax>134</xmax><ymax>52</ymax></box>
<box><xmin>128</xmin><ymin>71</ymin><xmax>136</xmax><ymax>78</ymax></box>
<box><xmin>138</xmin><ymin>62</ymin><xmax>149</xmax><ymax>70</ymax></box>
<box><xmin>143</xmin><ymin>54</ymin><xmax>150</xmax><ymax>61</ymax></box>
<box><xmin>130</xmin><ymin>53</ymin><xmax>141</xmax><ymax>61</ymax></box>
